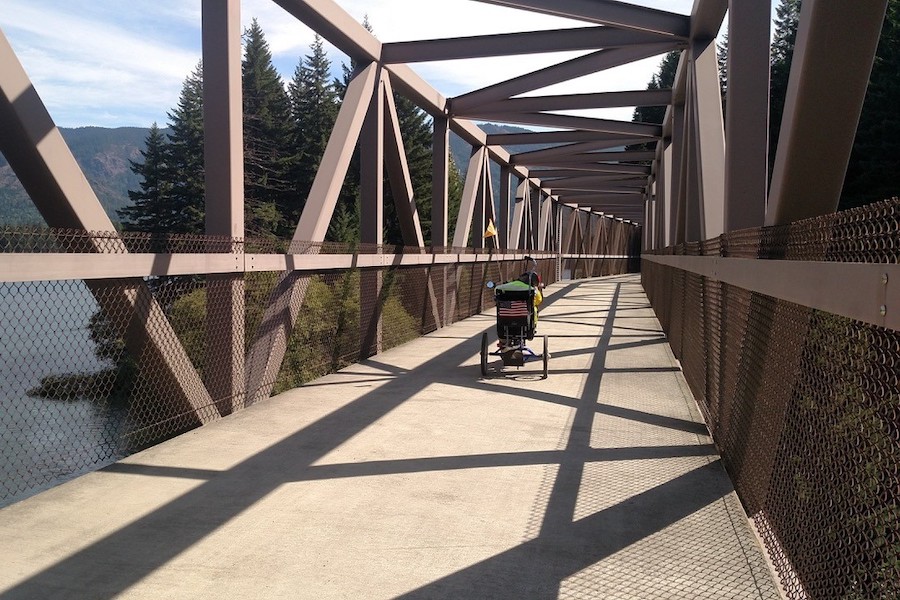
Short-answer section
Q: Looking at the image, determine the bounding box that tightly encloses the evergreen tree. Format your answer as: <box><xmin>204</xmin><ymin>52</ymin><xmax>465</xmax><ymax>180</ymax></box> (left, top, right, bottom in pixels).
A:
<box><xmin>288</xmin><ymin>35</ymin><xmax>339</xmax><ymax>231</ymax></box>
<box><xmin>163</xmin><ymin>63</ymin><xmax>206</xmax><ymax>234</ymax></box>
<box><xmin>717</xmin><ymin>33</ymin><xmax>729</xmax><ymax>114</ymax></box>
<box><xmin>384</xmin><ymin>93</ymin><xmax>433</xmax><ymax>246</ymax></box>
<box><xmin>242</xmin><ymin>19</ymin><xmax>294</xmax><ymax>238</ymax></box>
<box><xmin>632</xmin><ymin>51</ymin><xmax>680</xmax><ymax>126</ymax></box>
<box><xmin>630</xmin><ymin>51</ymin><xmax>681</xmax><ymax>152</ymax></box>
<box><xmin>769</xmin><ymin>0</ymin><xmax>802</xmax><ymax>171</ymax></box>
<box><xmin>119</xmin><ymin>123</ymin><xmax>174</xmax><ymax>232</ymax></box>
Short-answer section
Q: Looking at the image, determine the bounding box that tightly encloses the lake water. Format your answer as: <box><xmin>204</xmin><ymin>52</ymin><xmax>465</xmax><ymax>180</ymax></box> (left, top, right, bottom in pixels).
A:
<box><xmin>0</xmin><ymin>280</ymin><xmax>128</xmax><ymax>507</ymax></box>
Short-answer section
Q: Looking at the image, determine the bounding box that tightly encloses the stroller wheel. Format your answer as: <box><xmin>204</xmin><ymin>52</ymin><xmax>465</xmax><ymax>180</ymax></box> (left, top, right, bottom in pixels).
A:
<box><xmin>542</xmin><ymin>335</ymin><xmax>549</xmax><ymax>379</ymax></box>
<box><xmin>480</xmin><ymin>332</ymin><xmax>489</xmax><ymax>377</ymax></box>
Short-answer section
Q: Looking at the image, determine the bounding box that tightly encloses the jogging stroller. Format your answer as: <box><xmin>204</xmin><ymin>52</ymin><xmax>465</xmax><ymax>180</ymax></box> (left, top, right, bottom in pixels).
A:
<box><xmin>480</xmin><ymin>256</ymin><xmax>549</xmax><ymax>378</ymax></box>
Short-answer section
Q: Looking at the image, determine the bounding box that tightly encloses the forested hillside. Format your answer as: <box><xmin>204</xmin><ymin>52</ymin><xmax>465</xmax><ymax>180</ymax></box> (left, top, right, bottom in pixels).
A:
<box><xmin>0</xmin><ymin>127</ymin><xmax>150</xmax><ymax>226</ymax></box>
<box><xmin>1</xmin><ymin>121</ymin><xmax>529</xmax><ymax>230</ymax></box>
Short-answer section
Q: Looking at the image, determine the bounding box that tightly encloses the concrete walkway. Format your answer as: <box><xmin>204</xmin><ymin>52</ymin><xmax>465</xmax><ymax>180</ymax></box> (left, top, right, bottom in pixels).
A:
<box><xmin>0</xmin><ymin>274</ymin><xmax>781</xmax><ymax>599</ymax></box>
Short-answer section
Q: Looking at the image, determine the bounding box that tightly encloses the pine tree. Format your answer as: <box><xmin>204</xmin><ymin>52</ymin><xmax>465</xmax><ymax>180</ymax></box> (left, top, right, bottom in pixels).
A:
<box><xmin>629</xmin><ymin>51</ymin><xmax>681</xmax><ymax>152</ymax></box>
<box><xmin>384</xmin><ymin>93</ymin><xmax>433</xmax><ymax>246</ymax></box>
<box><xmin>288</xmin><ymin>35</ymin><xmax>339</xmax><ymax>231</ymax></box>
<box><xmin>119</xmin><ymin>123</ymin><xmax>174</xmax><ymax>232</ymax></box>
<box><xmin>242</xmin><ymin>19</ymin><xmax>294</xmax><ymax>238</ymax></box>
<box><xmin>164</xmin><ymin>63</ymin><xmax>206</xmax><ymax>234</ymax></box>
<box><xmin>633</xmin><ymin>51</ymin><xmax>680</xmax><ymax>126</ymax></box>
<box><xmin>717</xmin><ymin>33</ymin><xmax>729</xmax><ymax>114</ymax></box>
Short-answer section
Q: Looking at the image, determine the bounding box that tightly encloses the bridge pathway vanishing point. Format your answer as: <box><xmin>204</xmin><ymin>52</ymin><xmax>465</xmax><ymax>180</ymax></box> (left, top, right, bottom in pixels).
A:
<box><xmin>0</xmin><ymin>274</ymin><xmax>780</xmax><ymax>599</ymax></box>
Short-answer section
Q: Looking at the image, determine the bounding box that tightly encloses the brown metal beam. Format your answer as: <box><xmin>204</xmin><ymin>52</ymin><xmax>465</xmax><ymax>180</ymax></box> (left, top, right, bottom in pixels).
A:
<box><xmin>487</xmin><ymin>130</ymin><xmax>637</xmax><ymax>146</ymax></box>
<box><xmin>471</xmin><ymin>0</ymin><xmax>690</xmax><ymax>37</ymax></box>
<box><xmin>550</xmin><ymin>182</ymin><xmax>647</xmax><ymax>193</ymax></box>
<box><xmin>690</xmin><ymin>0</ymin><xmax>728</xmax><ymax>40</ymax></box>
<box><xmin>509</xmin><ymin>178</ymin><xmax>527</xmax><ymax>250</ymax></box>
<box><xmin>383</xmin><ymin>74</ymin><xmax>425</xmax><ymax>247</ymax></box>
<box><xmin>453</xmin><ymin>147</ymin><xmax>486</xmax><ymax>248</ymax></box>
<box><xmin>510</xmin><ymin>138</ymin><xmax>652</xmax><ymax>163</ymax></box>
<box><xmin>691</xmin><ymin>39</ymin><xmax>726</xmax><ymax>239</ymax></box>
<box><xmin>475</xmin><ymin>89</ymin><xmax>673</xmax><ymax>114</ymax></box>
<box><xmin>431</xmin><ymin>115</ymin><xmax>449</xmax><ymax>249</ymax></box>
<box><xmin>532</xmin><ymin>163</ymin><xmax>651</xmax><ymax>175</ymax></box>
<box><xmin>558</xmin><ymin>192</ymin><xmax>644</xmax><ymax>201</ymax></box>
<box><xmin>513</xmin><ymin>150</ymin><xmax>656</xmax><ymax>166</ymax></box>
<box><xmin>272</xmin><ymin>0</ymin><xmax>380</xmax><ymax>64</ymax></box>
<box><xmin>451</xmin><ymin>43</ymin><xmax>677</xmax><ymax>114</ymax></box>
<box><xmin>724</xmin><ymin>0</ymin><xmax>770</xmax><ymax>232</ymax></box>
<box><xmin>540</xmin><ymin>174</ymin><xmax>648</xmax><ymax>186</ymax></box>
<box><xmin>246</xmin><ymin>62</ymin><xmax>378</xmax><ymax>405</ymax></box>
<box><xmin>202</xmin><ymin>0</ymin><xmax>244</xmax><ymax>415</ymax></box>
<box><xmin>382</xmin><ymin>26</ymin><xmax>674</xmax><ymax>63</ymax></box>
<box><xmin>294</xmin><ymin>62</ymin><xmax>379</xmax><ymax>242</ymax></box>
<box><xmin>642</xmin><ymin>255</ymin><xmax>900</xmax><ymax>332</ymax></box>
<box><xmin>466</xmin><ymin>112</ymin><xmax>663</xmax><ymax>137</ymax></box>
<box><xmin>499</xmin><ymin>166</ymin><xmax>512</xmax><ymax>249</ymax></box>
<box><xmin>0</xmin><ymin>26</ymin><xmax>217</xmax><ymax>424</ymax></box>
<box><xmin>767</xmin><ymin>0</ymin><xmax>888</xmax><ymax>225</ymax></box>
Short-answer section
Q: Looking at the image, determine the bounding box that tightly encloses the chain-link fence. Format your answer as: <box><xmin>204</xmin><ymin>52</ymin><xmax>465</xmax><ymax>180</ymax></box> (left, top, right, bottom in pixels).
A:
<box><xmin>643</xmin><ymin>198</ymin><xmax>900</xmax><ymax>599</ymax></box>
<box><xmin>0</xmin><ymin>225</ymin><xmax>642</xmax><ymax>507</ymax></box>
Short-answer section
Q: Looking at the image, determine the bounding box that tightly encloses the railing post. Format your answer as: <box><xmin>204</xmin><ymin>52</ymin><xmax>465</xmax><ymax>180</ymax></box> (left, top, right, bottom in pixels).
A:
<box><xmin>203</xmin><ymin>0</ymin><xmax>245</xmax><ymax>415</ymax></box>
<box><xmin>360</xmin><ymin>66</ymin><xmax>385</xmax><ymax>358</ymax></box>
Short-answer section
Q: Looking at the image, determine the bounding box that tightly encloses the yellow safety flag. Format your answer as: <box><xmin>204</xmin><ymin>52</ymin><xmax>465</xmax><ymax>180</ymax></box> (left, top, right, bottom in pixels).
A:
<box><xmin>483</xmin><ymin>219</ymin><xmax>498</xmax><ymax>239</ymax></box>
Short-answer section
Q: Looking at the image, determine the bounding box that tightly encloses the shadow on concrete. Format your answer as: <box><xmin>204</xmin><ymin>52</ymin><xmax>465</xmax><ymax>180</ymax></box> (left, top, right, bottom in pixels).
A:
<box><xmin>1</xmin><ymin>278</ymin><xmax>724</xmax><ymax>599</ymax></box>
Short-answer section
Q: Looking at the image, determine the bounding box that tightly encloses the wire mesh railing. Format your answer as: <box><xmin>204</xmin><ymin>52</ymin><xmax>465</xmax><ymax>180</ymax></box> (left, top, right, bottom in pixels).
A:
<box><xmin>642</xmin><ymin>198</ymin><xmax>900</xmax><ymax>599</ymax></box>
<box><xmin>0</xmin><ymin>226</ymin><xmax>640</xmax><ymax>507</ymax></box>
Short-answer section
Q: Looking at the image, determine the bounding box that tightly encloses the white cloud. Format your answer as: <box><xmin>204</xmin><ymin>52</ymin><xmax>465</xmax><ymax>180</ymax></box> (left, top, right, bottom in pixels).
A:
<box><xmin>1</xmin><ymin>0</ymin><xmax>201</xmax><ymax>126</ymax></box>
<box><xmin>0</xmin><ymin>0</ymin><xmax>708</xmax><ymax>127</ymax></box>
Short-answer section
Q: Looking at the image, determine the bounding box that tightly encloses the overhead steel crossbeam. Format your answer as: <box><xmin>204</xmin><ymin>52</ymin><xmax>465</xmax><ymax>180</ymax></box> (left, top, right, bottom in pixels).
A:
<box><xmin>513</xmin><ymin>150</ymin><xmax>657</xmax><ymax>166</ymax></box>
<box><xmin>472</xmin><ymin>89</ymin><xmax>673</xmax><ymax>114</ymax></box>
<box><xmin>471</xmin><ymin>0</ymin><xmax>690</xmax><ymax>38</ymax></box>
<box><xmin>381</xmin><ymin>26</ymin><xmax>675</xmax><ymax>63</ymax></box>
<box><xmin>532</xmin><ymin>163</ymin><xmax>651</xmax><ymax>175</ymax></box>
<box><xmin>509</xmin><ymin>138</ymin><xmax>653</xmax><ymax>163</ymax></box>
<box><xmin>559</xmin><ymin>191</ymin><xmax>644</xmax><ymax>200</ymax></box>
<box><xmin>539</xmin><ymin>173</ymin><xmax>648</xmax><ymax>185</ymax></box>
<box><xmin>487</xmin><ymin>130</ymin><xmax>641</xmax><ymax>146</ymax></box>
<box><xmin>549</xmin><ymin>182</ymin><xmax>648</xmax><ymax>193</ymax></box>
<box><xmin>451</xmin><ymin>42</ymin><xmax>679</xmax><ymax>114</ymax></box>
<box><xmin>466</xmin><ymin>112</ymin><xmax>663</xmax><ymax>137</ymax></box>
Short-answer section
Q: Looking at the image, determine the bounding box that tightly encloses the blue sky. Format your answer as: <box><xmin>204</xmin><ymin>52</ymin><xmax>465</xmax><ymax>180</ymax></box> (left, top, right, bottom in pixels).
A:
<box><xmin>0</xmin><ymin>0</ymin><xmax>736</xmax><ymax>128</ymax></box>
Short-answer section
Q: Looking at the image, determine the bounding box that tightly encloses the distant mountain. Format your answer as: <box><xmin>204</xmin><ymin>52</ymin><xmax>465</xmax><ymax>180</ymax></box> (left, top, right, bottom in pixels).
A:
<box><xmin>0</xmin><ymin>122</ymin><xmax>536</xmax><ymax>228</ymax></box>
<box><xmin>0</xmin><ymin>127</ymin><xmax>151</xmax><ymax>227</ymax></box>
<box><xmin>449</xmin><ymin>123</ymin><xmax>537</xmax><ymax>179</ymax></box>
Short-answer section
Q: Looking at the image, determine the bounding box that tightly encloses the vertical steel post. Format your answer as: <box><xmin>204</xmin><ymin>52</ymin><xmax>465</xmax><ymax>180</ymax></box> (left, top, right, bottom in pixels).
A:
<box><xmin>767</xmin><ymin>0</ymin><xmax>888</xmax><ymax>225</ymax></box>
<box><xmin>360</xmin><ymin>67</ymin><xmax>385</xmax><ymax>358</ymax></box>
<box><xmin>692</xmin><ymin>39</ymin><xmax>726</xmax><ymax>239</ymax></box>
<box><xmin>452</xmin><ymin>146</ymin><xmax>485</xmax><ymax>248</ymax></box>
<box><xmin>431</xmin><ymin>115</ymin><xmax>449</xmax><ymax>250</ymax></box>
<box><xmin>474</xmin><ymin>153</ymin><xmax>486</xmax><ymax>249</ymax></box>
<box><xmin>431</xmin><ymin>114</ymin><xmax>450</xmax><ymax>328</ymax></box>
<box><xmin>499</xmin><ymin>165</ymin><xmax>511</xmax><ymax>250</ymax></box>
<box><xmin>725</xmin><ymin>0</ymin><xmax>770</xmax><ymax>232</ymax></box>
<box><xmin>671</xmin><ymin>104</ymin><xmax>688</xmax><ymax>245</ymax></box>
<box><xmin>509</xmin><ymin>177</ymin><xmax>526</xmax><ymax>250</ymax></box>
<box><xmin>203</xmin><ymin>0</ymin><xmax>245</xmax><ymax>415</ymax></box>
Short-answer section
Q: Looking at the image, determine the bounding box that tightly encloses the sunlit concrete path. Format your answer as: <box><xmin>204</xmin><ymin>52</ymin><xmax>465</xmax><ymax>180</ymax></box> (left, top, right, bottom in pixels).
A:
<box><xmin>0</xmin><ymin>274</ymin><xmax>781</xmax><ymax>600</ymax></box>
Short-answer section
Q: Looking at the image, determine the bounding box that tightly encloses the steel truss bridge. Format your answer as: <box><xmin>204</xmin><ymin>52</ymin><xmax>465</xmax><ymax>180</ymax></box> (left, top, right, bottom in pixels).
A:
<box><xmin>0</xmin><ymin>1</ymin><xmax>897</xmax><ymax>598</ymax></box>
